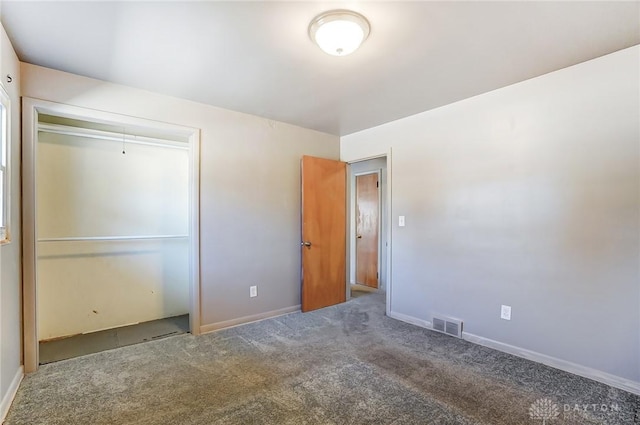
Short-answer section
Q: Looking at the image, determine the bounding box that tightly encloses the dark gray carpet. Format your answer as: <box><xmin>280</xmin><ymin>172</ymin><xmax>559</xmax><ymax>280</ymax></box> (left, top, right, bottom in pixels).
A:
<box><xmin>39</xmin><ymin>314</ymin><xmax>190</xmax><ymax>364</ymax></box>
<box><xmin>6</xmin><ymin>293</ymin><xmax>639</xmax><ymax>424</ymax></box>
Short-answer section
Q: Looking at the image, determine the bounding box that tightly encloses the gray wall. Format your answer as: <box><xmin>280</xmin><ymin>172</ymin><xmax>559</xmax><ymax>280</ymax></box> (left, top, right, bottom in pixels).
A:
<box><xmin>341</xmin><ymin>46</ymin><xmax>640</xmax><ymax>385</ymax></box>
<box><xmin>20</xmin><ymin>63</ymin><xmax>339</xmax><ymax>331</ymax></box>
<box><xmin>199</xmin><ymin>114</ymin><xmax>338</xmax><ymax>324</ymax></box>
<box><xmin>0</xmin><ymin>22</ymin><xmax>22</xmax><ymax>410</ymax></box>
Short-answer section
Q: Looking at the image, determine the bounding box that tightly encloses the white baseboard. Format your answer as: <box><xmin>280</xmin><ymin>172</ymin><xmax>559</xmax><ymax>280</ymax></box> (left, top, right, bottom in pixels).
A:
<box><xmin>1</xmin><ymin>366</ymin><xmax>23</xmax><ymax>423</ymax></box>
<box><xmin>387</xmin><ymin>310</ymin><xmax>640</xmax><ymax>396</ymax></box>
<box><xmin>200</xmin><ymin>305</ymin><xmax>301</xmax><ymax>334</ymax></box>
<box><xmin>387</xmin><ymin>310</ymin><xmax>432</xmax><ymax>329</ymax></box>
<box><xmin>461</xmin><ymin>331</ymin><xmax>640</xmax><ymax>396</ymax></box>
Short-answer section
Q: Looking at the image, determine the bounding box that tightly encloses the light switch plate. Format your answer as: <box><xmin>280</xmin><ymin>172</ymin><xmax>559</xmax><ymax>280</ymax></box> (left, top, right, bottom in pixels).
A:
<box><xmin>399</xmin><ymin>216</ymin><xmax>405</xmax><ymax>227</ymax></box>
<box><xmin>250</xmin><ymin>286</ymin><xmax>257</xmax><ymax>298</ymax></box>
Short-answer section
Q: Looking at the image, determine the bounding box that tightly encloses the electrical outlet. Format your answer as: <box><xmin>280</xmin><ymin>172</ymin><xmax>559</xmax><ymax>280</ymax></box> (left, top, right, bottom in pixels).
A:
<box><xmin>501</xmin><ymin>305</ymin><xmax>511</xmax><ymax>320</ymax></box>
<box><xmin>250</xmin><ymin>286</ymin><xmax>257</xmax><ymax>298</ymax></box>
<box><xmin>398</xmin><ymin>216</ymin><xmax>405</xmax><ymax>227</ymax></box>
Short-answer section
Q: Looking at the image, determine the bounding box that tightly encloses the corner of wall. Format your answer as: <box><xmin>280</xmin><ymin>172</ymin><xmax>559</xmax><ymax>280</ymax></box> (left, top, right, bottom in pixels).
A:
<box><xmin>0</xmin><ymin>367</ymin><xmax>23</xmax><ymax>422</ymax></box>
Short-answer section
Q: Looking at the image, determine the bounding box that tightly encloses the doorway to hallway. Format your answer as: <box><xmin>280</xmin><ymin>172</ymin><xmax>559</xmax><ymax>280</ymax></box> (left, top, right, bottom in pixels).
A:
<box><xmin>348</xmin><ymin>156</ymin><xmax>388</xmax><ymax>299</ymax></box>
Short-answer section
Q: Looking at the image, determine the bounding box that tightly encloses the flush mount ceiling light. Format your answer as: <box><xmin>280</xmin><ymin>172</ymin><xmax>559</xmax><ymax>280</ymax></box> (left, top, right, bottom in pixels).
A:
<box><xmin>309</xmin><ymin>10</ymin><xmax>370</xmax><ymax>56</ymax></box>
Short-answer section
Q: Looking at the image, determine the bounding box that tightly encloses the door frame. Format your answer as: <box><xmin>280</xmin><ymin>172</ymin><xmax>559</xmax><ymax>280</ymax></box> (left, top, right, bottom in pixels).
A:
<box><xmin>22</xmin><ymin>97</ymin><xmax>201</xmax><ymax>372</ymax></box>
<box><xmin>352</xmin><ymin>170</ymin><xmax>381</xmax><ymax>288</ymax></box>
<box><xmin>345</xmin><ymin>153</ymin><xmax>391</xmax><ymax>316</ymax></box>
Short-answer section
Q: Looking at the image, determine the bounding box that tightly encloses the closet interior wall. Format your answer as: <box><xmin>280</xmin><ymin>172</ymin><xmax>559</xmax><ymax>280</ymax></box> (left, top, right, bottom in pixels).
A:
<box><xmin>36</xmin><ymin>116</ymin><xmax>190</xmax><ymax>340</ymax></box>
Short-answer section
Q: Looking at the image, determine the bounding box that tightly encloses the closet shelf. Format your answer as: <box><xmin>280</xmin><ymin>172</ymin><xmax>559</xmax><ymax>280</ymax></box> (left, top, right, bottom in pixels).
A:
<box><xmin>37</xmin><ymin>235</ymin><xmax>188</xmax><ymax>242</ymax></box>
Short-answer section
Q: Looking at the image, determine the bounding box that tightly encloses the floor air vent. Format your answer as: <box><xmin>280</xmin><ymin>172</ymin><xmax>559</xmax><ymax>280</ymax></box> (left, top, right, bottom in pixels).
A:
<box><xmin>431</xmin><ymin>315</ymin><xmax>463</xmax><ymax>338</ymax></box>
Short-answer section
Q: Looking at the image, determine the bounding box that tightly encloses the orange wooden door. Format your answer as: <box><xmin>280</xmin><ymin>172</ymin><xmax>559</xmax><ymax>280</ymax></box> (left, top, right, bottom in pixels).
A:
<box><xmin>356</xmin><ymin>173</ymin><xmax>379</xmax><ymax>288</ymax></box>
<box><xmin>301</xmin><ymin>155</ymin><xmax>346</xmax><ymax>312</ymax></box>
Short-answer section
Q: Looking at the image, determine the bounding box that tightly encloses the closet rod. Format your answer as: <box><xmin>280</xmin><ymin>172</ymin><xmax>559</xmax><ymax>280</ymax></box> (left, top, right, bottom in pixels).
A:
<box><xmin>37</xmin><ymin>123</ymin><xmax>189</xmax><ymax>151</ymax></box>
<box><xmin>38</xmin><ymin>235</ymin><xmax>189</xmax><ymax>242</ymax></box>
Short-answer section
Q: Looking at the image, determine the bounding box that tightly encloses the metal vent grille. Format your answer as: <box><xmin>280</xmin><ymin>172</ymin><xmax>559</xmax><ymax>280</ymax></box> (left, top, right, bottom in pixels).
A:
<box><xmin>431</xmin><ymin>314</ymin><xmax>463</xmax><ymax>338</ymax></box>
<box><xmin>445</xmin><ymin>321</ymin><xmax>459</xmax><ymax>337</ymax></box>
<box><xmin>433</xmin><ymin>317</ymin><xmax>445</xmax><ymax>333</ymax></box>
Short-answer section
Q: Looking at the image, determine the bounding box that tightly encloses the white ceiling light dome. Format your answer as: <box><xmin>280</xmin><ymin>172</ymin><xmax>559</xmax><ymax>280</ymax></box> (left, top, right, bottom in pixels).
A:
<box><xmin>309</xmin><ymin>10</ymin><xmax>371</xmax><ymax>56</ymax></box>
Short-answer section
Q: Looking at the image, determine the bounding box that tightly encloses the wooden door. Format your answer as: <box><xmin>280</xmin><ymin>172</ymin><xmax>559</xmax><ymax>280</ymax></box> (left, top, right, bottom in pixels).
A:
<box><xmin>356</xmin><ymin>173</ymin><xmax>379</xmax><ymax>288</ymax></box>
<box><xmin>301</xmin><ymin>155</ymin><xmax>346</xmax><ymax>312</ymax></box>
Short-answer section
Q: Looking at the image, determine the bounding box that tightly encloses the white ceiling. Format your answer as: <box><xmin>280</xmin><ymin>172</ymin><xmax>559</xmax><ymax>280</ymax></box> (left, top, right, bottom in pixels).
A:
<box><xmin>1</xmin><ymin>1</ymin><xmax>639</xmax><ymax>136</ymax></box>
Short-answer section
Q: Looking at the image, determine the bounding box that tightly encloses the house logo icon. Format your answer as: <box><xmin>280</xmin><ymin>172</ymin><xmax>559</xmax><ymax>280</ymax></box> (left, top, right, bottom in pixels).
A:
<box><xmin>529</xmin><ymin>398</ymin><xmax>560</xmax><ymax>424</ymax></box>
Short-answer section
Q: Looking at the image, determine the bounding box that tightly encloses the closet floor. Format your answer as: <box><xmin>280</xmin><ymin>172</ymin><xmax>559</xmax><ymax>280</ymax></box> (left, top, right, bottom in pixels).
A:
<box><xmin>39</xmin><ymin>314</ymin><xmax>189</xmax><ymax>364</ymax></box>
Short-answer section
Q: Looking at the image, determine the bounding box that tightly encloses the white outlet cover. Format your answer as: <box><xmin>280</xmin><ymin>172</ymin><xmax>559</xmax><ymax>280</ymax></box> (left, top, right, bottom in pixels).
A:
<box><xmin>501</xmin><ymin>305</ymin><xmax>511</xmax><ymax>320</ymax></box>
<box><xmin>250</xmin><ymin>286</ymin><xmax>257</xmax><ymax>297</ymax></box>
<box><xmin>399</xmin><ymin>216</ymin><xmax>405</xmax><ymax>227</ymax></box>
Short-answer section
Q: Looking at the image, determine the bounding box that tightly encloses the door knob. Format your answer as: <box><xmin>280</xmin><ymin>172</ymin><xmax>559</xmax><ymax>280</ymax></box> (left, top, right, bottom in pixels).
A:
<box><xmin>357</xmin><ymin>235</ymin><xmax>362</xmax><ymax>239</ymax></box>
<box><xmin>301</xmin><ymin>241</ymin><xmax>312</xmax><ymax>248</ymax></box>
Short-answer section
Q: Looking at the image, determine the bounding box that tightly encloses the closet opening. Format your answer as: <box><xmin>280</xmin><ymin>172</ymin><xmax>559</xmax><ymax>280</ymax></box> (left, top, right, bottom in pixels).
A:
<box><xmin>23</xmin><ymin>99</ymin><xmax>200</xmax><ymax>370</ymax></box>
